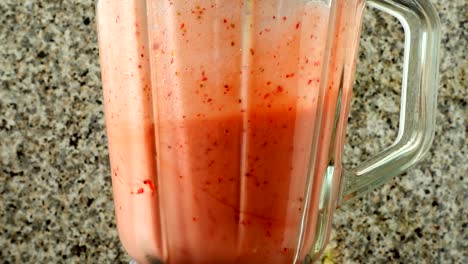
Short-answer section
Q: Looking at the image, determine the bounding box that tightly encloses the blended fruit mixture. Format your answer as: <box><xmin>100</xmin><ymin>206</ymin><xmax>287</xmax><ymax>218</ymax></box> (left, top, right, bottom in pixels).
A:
<box><xmin>97</xmin><ymin>0</ymin><xmax>360</xmax><ymax>263</ymax></box>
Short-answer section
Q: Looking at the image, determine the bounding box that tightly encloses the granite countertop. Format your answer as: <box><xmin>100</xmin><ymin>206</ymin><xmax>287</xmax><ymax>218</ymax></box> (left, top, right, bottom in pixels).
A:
<box><xmin>0</xmin><ymin>0</ymin><xmax>465</xmax><ymax>263</ymax></box>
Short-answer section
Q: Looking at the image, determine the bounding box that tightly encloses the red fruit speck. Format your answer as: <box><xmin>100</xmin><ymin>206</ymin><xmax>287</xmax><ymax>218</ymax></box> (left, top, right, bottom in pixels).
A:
<box><xmin>136</xmin><ymin>188</ymin><xmax>144</xmax><ymax>194</ymax></box>
<box><xmin>143</xmin><ymin>180</ymin><xmax>155</xmax><ymax>191</ymax></box>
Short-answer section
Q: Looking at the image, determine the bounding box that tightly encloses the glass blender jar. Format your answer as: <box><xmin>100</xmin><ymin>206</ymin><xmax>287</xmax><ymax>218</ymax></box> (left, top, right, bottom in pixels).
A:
<box><xmin>96</xmin><ymin>0</ymin><xmax>440</xmax><ymax>263</ymax></box>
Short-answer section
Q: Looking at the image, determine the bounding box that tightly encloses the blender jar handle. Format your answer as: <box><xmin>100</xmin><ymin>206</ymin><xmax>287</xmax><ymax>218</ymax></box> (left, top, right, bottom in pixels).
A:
<box><xmin>341</xmin><ymin>0</ymin><xmax>441</xmax><ymax>203</ymax></box>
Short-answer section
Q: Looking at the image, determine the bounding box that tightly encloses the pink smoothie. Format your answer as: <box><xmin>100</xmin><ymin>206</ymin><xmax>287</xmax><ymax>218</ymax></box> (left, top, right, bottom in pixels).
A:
<box><xmin>97</xmin><ymin>0</ymin><xmax>355</xmax><ymax>263</ymax></box>
<box><xmin>97</xmin><ymin>1</ymin><xmax>162</xmax><ymax>261</ymax></box>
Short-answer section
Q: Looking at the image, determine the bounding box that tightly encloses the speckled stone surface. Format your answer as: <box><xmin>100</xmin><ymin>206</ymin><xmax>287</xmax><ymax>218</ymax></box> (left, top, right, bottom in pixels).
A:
<box><xmin>0</xmin><ymin>0</ymin><xmax>465</xmax><ymax>263</ymax></box>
